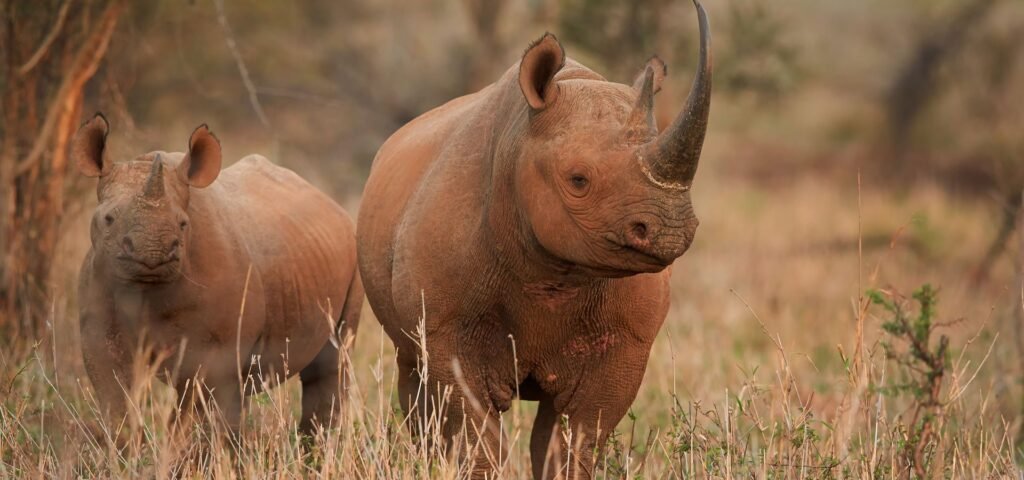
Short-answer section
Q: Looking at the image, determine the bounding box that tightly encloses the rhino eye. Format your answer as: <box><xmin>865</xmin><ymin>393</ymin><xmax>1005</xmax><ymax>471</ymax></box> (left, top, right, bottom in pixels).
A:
<box><xmin>180</xmin><ymin>220</ymin><xmax>189</xmax><ymax>231</ymax></box>
<box><xmin>104</xmin><ymin>214</ymin><xmax>115</xmax><ymax>226</ymax></box>
<box><xmin>570</xmin><ymin>174</ymin><xmax>589</xmax><ymax>190</ymax></box>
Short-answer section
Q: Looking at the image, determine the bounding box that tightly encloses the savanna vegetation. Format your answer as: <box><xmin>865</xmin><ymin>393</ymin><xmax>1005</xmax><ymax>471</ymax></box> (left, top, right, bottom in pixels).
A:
<box><xmin>2</xmin><ymin>0</ymin><xmax>1024</xmax><ymax>477</ymax></box>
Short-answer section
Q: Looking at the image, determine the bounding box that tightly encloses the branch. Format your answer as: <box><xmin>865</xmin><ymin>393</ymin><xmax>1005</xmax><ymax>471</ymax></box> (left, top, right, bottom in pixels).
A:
<box><xmin>14</xmin><ymin>0</ymin><xmax>127</xmax><ymax>177</ymax></box>
<box><xmin>212</xmin><ymin>0</ymin><xmax>271</xmax><ymax>129</ymax></box>
<box><xmin>16</xmin><ymin>0</ymin><xmax>71</xmax><ymax>76</ymax></box>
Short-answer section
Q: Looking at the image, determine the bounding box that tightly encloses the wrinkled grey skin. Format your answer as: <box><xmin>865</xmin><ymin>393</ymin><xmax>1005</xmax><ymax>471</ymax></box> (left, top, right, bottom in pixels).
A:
<box><xmin>73</xmin><ymin>115</ymin><xmax>362</xmax><ymax>434</ymax></box>
<box><xmin>357</xmin><ymin>1</ymin><xmax>712</xmax><ymax>478</ymax></box>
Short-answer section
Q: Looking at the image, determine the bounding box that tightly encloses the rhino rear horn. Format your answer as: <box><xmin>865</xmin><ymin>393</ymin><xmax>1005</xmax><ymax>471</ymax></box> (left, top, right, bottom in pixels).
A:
<box><xmin>625</xmin><ymin>56</ymin><xmax>668</xmax><ymax>139</ymax></box>
<box><xmin>518</xmin><ymin>33</ymin><xmax>565</xmax><ymax>111</ymax></box>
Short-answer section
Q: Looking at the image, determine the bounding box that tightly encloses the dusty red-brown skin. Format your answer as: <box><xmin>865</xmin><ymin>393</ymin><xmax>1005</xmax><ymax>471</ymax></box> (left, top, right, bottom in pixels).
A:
<box><xmin>357</xmin><ymin>2</ymin><xmax>712</xmax><ymax>478</ymax></box>
<box><xmin>73</xmin><ymin>115</ymin><xmax>362</xmax><ymax>434</ymax></box>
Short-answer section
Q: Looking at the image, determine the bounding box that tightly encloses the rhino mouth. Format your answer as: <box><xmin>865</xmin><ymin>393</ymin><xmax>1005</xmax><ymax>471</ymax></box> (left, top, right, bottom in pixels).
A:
<box><xmin>621</xmin><ymin>243</ymin><xmax>673</xmax><ymax>266</ymax></box>
<box><xmin>116</xmin><ymin>256</ymin><xmax>181</xmax><ymax>283</ymax></box>
<box><xmin>600</xmin><ymin>234</ymin><xmax>673</xmax><ymax>273</ymax></box>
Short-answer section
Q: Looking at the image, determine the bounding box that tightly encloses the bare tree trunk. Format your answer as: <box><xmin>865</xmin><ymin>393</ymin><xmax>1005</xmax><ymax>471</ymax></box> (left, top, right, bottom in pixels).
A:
<box><xmin>0</xmin><ymin>0</ymin><xmax>126</xmax><ymax>338</ymax></box>
<box><xmin>0</xmin><ymin>1</ymin><xmax>18</xmax><ymax>330</ymax></box>
<box><xmin>1017</xmin><ymin>189</ymin><xmax>1024</xmax><ymax>349</ymax></box>
<box><xmin>886</xmin><ymin>0</ymin><xmax>1000</xmax><ymax>148</ymax></box>
<box><xmin>971</xmin><ymin>192</ymin><xmax>1022</xmax><ymax>283</ymax></box>
<box><xmin>1016</xmin><ymin>189</ymin><xmax>1024</xmax><ymax>446</ymax></box>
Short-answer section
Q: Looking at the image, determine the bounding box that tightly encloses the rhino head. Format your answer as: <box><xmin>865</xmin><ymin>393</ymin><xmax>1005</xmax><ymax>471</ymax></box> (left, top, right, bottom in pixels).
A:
<box><xmin>71</xmin><ymin>114</ymin><xmax>222</xmax><ymax>283</ymax></box>
<box><xmin>512</xmin><ymin>0</ymin><xmax>711</xmax><ymax>277</ymax></box>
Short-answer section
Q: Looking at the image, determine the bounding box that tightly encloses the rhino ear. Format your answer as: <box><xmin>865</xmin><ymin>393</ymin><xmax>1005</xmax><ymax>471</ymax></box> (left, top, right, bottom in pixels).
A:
<box><xmin>179</xmin><ymin>124</ymin><xmax>222</xmax><ymax>188</ymax></box>
<box><xmin>71</xmin><ymin>113</ymin><xmax>111</xmax><ymax>178</ymax></box>
<box><xmin>519</xmin><ymin>33</ymin><xmax>565</xmax><ymax>111</ymax></box>
<box><xmin>632</xmin><ymin>56</ymin><xmax>667</xmax><ymax>95</ymax></box>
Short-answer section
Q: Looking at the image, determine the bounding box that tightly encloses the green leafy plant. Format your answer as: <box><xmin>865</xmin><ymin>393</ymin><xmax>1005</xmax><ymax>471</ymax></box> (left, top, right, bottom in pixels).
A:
<box><xmin>868</xmin><ymin>284</ymin><xmax>950</xmax><ymax>478</ymax></box>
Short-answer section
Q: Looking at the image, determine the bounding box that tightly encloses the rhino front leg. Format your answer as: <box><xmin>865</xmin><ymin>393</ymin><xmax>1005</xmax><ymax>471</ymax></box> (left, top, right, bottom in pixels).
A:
<box><xmin>81</xmin><ymin>314</ymin><xmax>134</xmax><ymax>430</ymax></box>
<box><xmin>173</xmin><ymin>371</ymin><xmax>244</xmax><ymax>436</ymax></box>
<box><xmin>530</xmin><ymin>346</ymin><xmax>649</xmax><ymax>480</ymax></box>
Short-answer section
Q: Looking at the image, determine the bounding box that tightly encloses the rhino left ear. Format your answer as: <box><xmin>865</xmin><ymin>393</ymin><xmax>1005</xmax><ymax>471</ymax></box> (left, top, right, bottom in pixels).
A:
<box><xmin>519</xmin><ymin>33</ymin><xmax>565</xmax><ymax>111</ymax></box>
<box><xmin>179</xmin><ymin>124</ymin><xmax>222</xmax><ymax>188</ymax></box>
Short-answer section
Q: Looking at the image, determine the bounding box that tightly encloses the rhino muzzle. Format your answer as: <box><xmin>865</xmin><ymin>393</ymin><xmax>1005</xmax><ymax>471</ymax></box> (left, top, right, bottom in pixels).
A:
<box><xmin>616</xmin><ymin>214</ymin><xmax>698</xmax><ymax>267</ymax></box>
<box><xmin>115</xmin><ymin>157</ymin><xmax>184</xmax><ymax>280</ymax></box>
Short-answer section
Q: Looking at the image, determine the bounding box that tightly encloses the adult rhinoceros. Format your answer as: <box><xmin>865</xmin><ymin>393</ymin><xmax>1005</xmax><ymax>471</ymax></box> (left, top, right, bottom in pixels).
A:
<box><xmin>357</xmin><ymin>1</ymin><xmax>711</xmax><ymax>477</ymax></box>
<box><xmin>73</xmin><ymin>115</ymin><xmax>362</xmax><ymax>434</ymax></box>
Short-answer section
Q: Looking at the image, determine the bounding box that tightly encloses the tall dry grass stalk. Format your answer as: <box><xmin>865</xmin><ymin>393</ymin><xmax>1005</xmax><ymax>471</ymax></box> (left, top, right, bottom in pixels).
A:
<box><xmin>0</xmin><ymin>282</ymin><xmax>1017</xmax><ymax>477</ymax></box>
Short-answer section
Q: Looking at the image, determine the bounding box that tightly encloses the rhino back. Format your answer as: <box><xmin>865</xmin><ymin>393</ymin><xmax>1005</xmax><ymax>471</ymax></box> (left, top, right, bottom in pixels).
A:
<box><xmin>203</xmin><ymin>155</ymin><xmax>357</xmax><ymax>367</ymax></box>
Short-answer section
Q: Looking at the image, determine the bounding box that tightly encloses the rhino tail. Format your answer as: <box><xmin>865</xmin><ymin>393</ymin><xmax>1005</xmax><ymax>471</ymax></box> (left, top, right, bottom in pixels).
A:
<box><xmin>336</xmin><ymin>268</ymin><xmax>364</xmax><ymax>353</ymax></box>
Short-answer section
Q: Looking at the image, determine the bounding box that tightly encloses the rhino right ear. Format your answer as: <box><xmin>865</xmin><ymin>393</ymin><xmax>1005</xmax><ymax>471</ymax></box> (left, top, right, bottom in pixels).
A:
<box><xmin>71</xmin><ymin>113</ymin><xmax>111</xmax><ymax>178</ymax></box>
<box><xmin>518</xmin><ymin>33</ymin><xmax>565</xmax><ymax>111</ymax></box>
<box><xmin>179</xmin><ymin>124</ymin><xmax>222</xmax><ymax>188</ymax></box>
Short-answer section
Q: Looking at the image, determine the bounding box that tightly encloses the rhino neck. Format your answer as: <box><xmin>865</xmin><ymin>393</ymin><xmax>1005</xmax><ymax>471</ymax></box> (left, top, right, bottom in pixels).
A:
<box><xmin>178</xmin><ymin>183</ymin><xmax>249</xmax><ymax>285</ymax></box>
<box><xmin>476</xmin><ymin>69</ymin><xmax>603</xmax><ymax>288</ymax></box>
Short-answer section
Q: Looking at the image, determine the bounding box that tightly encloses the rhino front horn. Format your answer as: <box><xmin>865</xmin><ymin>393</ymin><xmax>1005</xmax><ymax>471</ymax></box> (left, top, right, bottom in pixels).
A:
<box><xmin>641</xmin><ymin>0</ymin><xmax>712</xmax><ymax>187</ymax></box>
<box><xmin>142</xmin><ymin>156</ymin><xmax>166</xmax><ymax>201</ymax></box>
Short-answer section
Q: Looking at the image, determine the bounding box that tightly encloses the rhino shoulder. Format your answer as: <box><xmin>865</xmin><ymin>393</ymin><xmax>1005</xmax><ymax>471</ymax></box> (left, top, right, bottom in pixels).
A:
<box><xmin>236</xmin><ymin>154</ymin><xmax>276</xmax><ymax>170</ymax></box>
<box><xmin>229</xmin><ymin>154</ymin><xmax>301</xmax><ymax>182</ymax></box>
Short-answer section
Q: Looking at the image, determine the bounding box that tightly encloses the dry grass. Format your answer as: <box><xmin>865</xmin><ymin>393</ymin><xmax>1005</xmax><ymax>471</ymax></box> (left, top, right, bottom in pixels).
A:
<box><xmin>3</xmin><ymin>0</ymin><xmax>1023</xmax><ymax>477</ymax></box>
<box><xmin>2</xmin><ymin>150</ymin><xmax>1022</xmax><ymax>478</ymax></box>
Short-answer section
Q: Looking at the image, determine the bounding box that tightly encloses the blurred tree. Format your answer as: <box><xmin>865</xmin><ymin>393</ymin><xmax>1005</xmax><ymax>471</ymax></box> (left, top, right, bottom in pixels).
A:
<box><xmin>558</xmin><ymin>0</ymin><xmax>671</xmax><ymax>81</ymax></box>
<box><xmin>0</xmin><ymin>0</ymin><xmax>126</xmax><ymax>338</ymax></box>
<box><xmin>886</xmin><ymin>0</ymin><xmax>1000</xmax><ymax>148</ymax></box>
<box><xmin>953</xmin><ymin>8</ymin><xmax>1024</xmax><ymax>281</ymax></box>
<box><xmin>717</xmin><ymin>0</ymin><xmax>801</xmax><ymax>102</ymax></box>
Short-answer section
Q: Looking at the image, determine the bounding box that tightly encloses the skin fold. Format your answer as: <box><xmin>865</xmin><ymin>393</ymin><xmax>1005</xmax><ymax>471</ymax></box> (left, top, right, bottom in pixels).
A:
<box><xmin>73</xmin><ymin>115</ymin><xmax>362</xmax><ymax>435</ymax></box>
<box><xmin>357</xmin><ymin>2</ymin><xmax>712</xmax><ymax>478</ymax></box>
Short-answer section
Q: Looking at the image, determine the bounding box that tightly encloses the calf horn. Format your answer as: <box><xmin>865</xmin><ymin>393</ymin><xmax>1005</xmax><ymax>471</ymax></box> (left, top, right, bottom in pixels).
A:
<box><xmin>639</xmin><ymin>0</ymin><xmax>711</xmax><ymax>187</ymax></box>
<box><xmin>142</xmin><ymin>157</ymin><xmax>166</xmax><ymax>201</ymax></box>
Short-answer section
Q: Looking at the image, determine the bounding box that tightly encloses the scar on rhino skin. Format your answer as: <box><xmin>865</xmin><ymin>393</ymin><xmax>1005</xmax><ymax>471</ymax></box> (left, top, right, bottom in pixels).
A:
<box><xmin>523</xmin><ymin>281</ymin><xmax>580</xmax><ymax>308</ymax></box>
<box><xmin>563</xmin><ymin>332</ymin><xmax>619</xmax><ymax>357</ymax></box>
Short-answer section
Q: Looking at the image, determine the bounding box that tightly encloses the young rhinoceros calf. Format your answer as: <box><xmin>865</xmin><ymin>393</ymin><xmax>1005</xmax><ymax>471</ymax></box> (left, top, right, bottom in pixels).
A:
<box><xmin>73</xmin><ymin>115</ymin><xmax>361</xmax><ymax>433</ymax></box>
<box><xmin>357</xmin><ymin>1</ymin><xmax>711</xmax><ymax>478</ymax></box>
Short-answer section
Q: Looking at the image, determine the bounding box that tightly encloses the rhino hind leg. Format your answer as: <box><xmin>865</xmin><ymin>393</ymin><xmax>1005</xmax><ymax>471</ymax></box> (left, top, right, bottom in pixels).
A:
<box><xmin>298</xmin><ymin>272</ymin><xmax>363</xmax><ymax>434</ymax></box>
<box><xmin>529</xmin><ymin>397</ymin><xmax>624</xmax><ymax>480</ymax></box>
<box><xmin>298</xmin><ymin>340</ymin><xmax>343</xmax><ymax>434</ymax></box>
<box><xmin>530</xmin><ymin>398</ymin><xmax>563</xmax><ymax>480</ymax></box>
<box><xmin>530</xmin><ymin>399</ymin><xmax>611</xmax><ymax>480</ymax></box>
<box><xmin>530</xmin><ymin>351</ymin><xmax>649</xmax><ymax>480</ymax></box>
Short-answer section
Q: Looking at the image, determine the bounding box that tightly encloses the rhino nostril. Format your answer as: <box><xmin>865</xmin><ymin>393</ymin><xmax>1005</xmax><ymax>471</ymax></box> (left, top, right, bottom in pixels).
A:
<box><xmin>122</xmin><ymin>237</ymin><xmax>135</xmax><ymax>254</ymax></box>
<box><xmin>630</xmin><ymin>222</ymin><xmax>648</xmax><ymax>241</ymax></box>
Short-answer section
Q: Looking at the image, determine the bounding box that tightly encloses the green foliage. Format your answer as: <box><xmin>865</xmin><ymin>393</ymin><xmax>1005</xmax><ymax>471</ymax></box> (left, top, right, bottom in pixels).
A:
<box><xmin>868</xmin><ymin>283</ymin><xmax>950</xmax><ymax>477</ymax></box>
<box><xmin>557</xmin><ymin>0</ymin><xmax>686</xmax><ymax>81</ymax></box>
<box><xmin>908</xmin><ymin>213</ymin><xmax>945</xmax><ymax>259</ymax></box>
<box><xmin>717</xmin><ymin>0</ymin><xmax>803</xmax><ymax>101</ymax></box>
